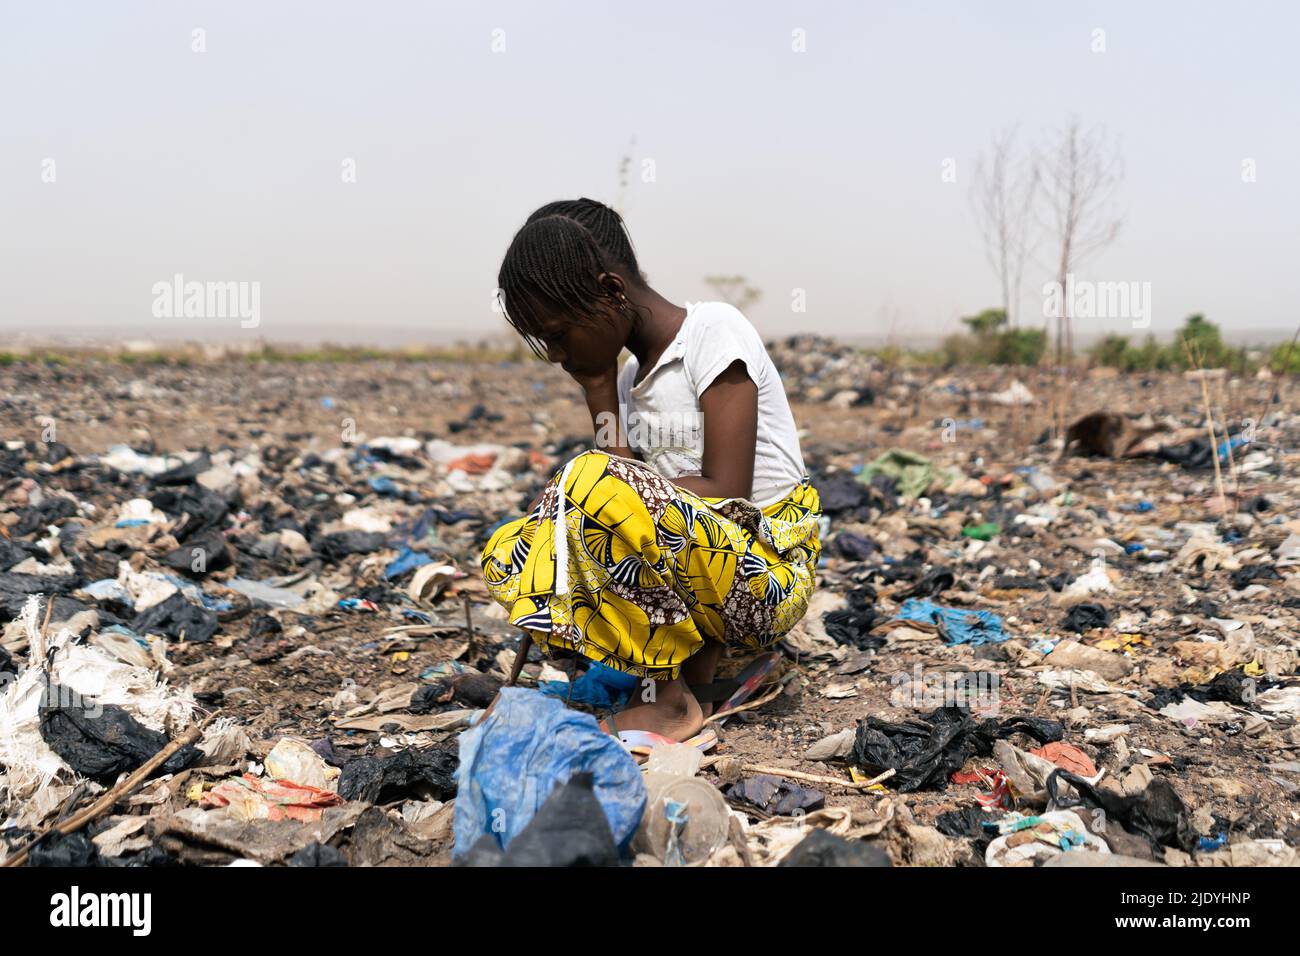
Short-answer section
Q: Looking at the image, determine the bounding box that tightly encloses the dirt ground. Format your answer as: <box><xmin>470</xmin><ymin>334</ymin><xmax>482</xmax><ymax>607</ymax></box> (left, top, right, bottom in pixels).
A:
<box><xmin>2</xmin><ymin>352</ymin><xmax>1298</xmax><ymax>866</ymax></box>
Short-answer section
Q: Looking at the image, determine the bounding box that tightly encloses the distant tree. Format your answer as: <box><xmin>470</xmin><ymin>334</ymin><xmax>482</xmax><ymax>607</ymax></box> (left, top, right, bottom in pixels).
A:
<box><xmin>948</xmin><ymin>307</ymin><xmax>1044</xmax><ymax>366</ymax></box>
<box><xmin>1038</xmin><ymin>117</ymin><xmax>1124</xmax><ymax>363</ymax></box>
<box><xmin>614</xmin><ymin>136</ymin><xmax>636</xmax><ymax>213</ymax></box>
<box><xmin>704</xmin><ymin>275</ymin><xmax>762</xmax><ymax>313</ymax></box>
<box><xmin>1176</xmin><ymin>313</ymin><xmax>1241</xmax><ymax>370</ymax></box>
<box><xmin>1089</xmin><ymin>334</ymin><xmax>1131</xmax><ymax>369</ymax></box>
<box><xmin>970</xmin><ymin>127</ymin><xmax>1038</xmax><ymax>327</ymax></box>
<box><xmin>961</xmin><ymin>307</ymin><xmax>1008</xmax><ymax>336</ymax></box>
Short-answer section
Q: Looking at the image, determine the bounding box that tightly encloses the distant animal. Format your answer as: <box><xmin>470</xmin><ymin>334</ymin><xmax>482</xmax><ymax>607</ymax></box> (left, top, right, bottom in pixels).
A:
<box><xmin>1061</xmin><ymin>412</ymin><xmax>1127</xmax><ymax>458</ymax></box>
<box><xmin>1060</xmin><ymin>412</ymin><xmax>1167</xmax><ymax>459</ymax></box>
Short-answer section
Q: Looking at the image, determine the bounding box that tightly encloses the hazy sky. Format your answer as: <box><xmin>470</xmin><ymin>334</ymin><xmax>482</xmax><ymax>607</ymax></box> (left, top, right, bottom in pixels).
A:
<box><xmin>2</xmin><ymin>1</ymin><xmax>1297</xmax><ymax>346</ymax></box>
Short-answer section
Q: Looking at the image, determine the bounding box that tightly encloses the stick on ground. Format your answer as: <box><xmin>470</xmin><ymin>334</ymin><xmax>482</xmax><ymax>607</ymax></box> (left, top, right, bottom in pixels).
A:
<box><xmin>2</xmin><ymin>712</ymin><xmax>216</xmax><ymax>868</ymax></box>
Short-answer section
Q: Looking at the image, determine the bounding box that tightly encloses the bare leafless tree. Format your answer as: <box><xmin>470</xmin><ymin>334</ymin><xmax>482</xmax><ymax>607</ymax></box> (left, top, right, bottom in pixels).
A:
<box><xmin>614</xmin><ymin>136</ymin><xmax>636</xmax><ymax>214</ymax></box>
<box><xmin>970</xmin><ymin>126</ymin><xmax>1038</xmax><ymax>327</ymax></box>
<box><xmin>1037</xmin><ymin>116</ymin><xmax>1124</xmax><ymax>363</ymax></box>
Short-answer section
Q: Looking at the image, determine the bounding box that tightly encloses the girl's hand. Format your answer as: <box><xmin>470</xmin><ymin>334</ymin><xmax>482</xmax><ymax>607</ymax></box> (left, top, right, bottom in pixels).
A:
<box><xmin>567</xmin><ymin>365</ymin><xmax>619</xmax><ymax>395</ymax></box>
<box><xmin>570</xmin><ymin>365</ymin><xmax>634</xmax><ymax>459</ymax></box>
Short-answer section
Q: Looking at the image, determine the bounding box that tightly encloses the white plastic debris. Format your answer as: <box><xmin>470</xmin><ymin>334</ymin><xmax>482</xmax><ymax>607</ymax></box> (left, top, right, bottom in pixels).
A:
<box><xmin>264</xmin><ymin>737</ymin><xmax>340</xmax><ymax>791</ymax></box>
<box><xmin>409</xmin><ymin>563</ymin><xmax>463</xmax><ymax>605</ymax></box>
<box><xmin>1057</xmin><ymin>566</ymin><xmax>1116</xmax><ymax>603</ymax></box>
<box><xmin>99</xmin><ymin>445</ymin><xmax>197</xmax><ymax>477</ymax></box>
<box><xmin>988</xmin><ymin>380</ymin><xmax>1034</xmax><ymax>406</ymax></box>
<box><xmin>116</xmin><ymin>497</ymin><xmax>167</xmax><ymax>526</ymax></box>
<box><xmin>0</xmin><ymin>597</ymin><xmax>197</xmax><ymax>815</ymax></box>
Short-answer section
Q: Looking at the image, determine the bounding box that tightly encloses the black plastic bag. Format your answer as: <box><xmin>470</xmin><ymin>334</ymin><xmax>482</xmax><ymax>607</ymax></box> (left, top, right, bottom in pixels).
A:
<box><xmin>101</xmin><ymin>845</ymin><xmax>178</xmax><ymax>868</ymax></box>
<box><xmin>852</xmin><ymin>706</ymin><xmax>1063</xmax><ymax>793</ymax></box>
<box><xmin>131</xmin><ymin>591</ymin><xmax>219</xmax><ymax>643</ymax></box>
<box><xmin>28</xmin><ymin>831</ymin><xmax>99</xmax><ymax>867</ymax></box>
<box><xmin>39</xmin><ymin>682</ymin><xmax>202</xmax><ymax>784</ymax></box>
<box><xmin>458</xmin><ymin>772</ymin><xmax>618</xmax><ymax>867</ymax></box>
<box><xmin>337</xmin><ymin>742</ymin><xmax>458</xmax><ymax>803</ymax></box>
<box><xmin>779</xmin><ymin>828</ymin><xmax>891</xmax><ymax>867</ymax></box>
<box><xmin>991</xmin><ymin>575</ymin><xmax>1045</xmax><ymax>591</ymax></box>
<box><xmin>290</xmin><ymin>842</ymin><xmax>349</xmax><ymax>867</ymax></box>
<box><xmin>0</xmin><ymin>571</ymin><xmax>84</xmax><ymax>623</ymax></box>
<box><xmin>161</xmin><ymin>530</ymin><xmax>232</xmax><ymax>576</ymax></box>
<box><xmin>1062</xmin><ymin>602</ymin><xmax>1110</xmax><ymax>632</ymax></box>
<box><xmin>1047</xmin><ymin>769</ymin><xmax>1195</xmax><ymax>853</ymax></box>
<box><xmin>813</xmin><ymin>472</ymin><xmax>875</xmax><ymax>521</ymax></box>
<box><xmin>0</xmin><ymin>538</ymin><xmax>37</xmax><ymax>572</ymax></box>
<box><xmin>935</xmin><ymin>806</ymin><xmax>987</xmax><ymax>838</ymax></box>
<box><xmin>832</xmin><ymin>532</ymin><xmax>877</xmax><ymax>561</ymax></box>
<box><xmin>1229</xmin><ymin>565</ymin><xmax>1281</xmax><ymax>590</ymax></box>
<box><xmin>1145</xmin><ymin>667</ymin><xmax>1279</xmax><ymax>710</ymax></box>
<box><xmin>410</xmin><ymin>673</ymin><xmax>502</xmax><ymax>713</ymax></box>
<box><xmin>151</xmin><ymin>452</ymin><xmax>212</xmax><ymax>486</ymax></box>
<box><xmin>1152</xmin><ymin>431</ymin><xmax>1242</xmax><ymax>472</ymax></box>
<box><xmin>150</xmin><ymin>484</ymin><xmax>231</xmax><ymax>541</ymax></box>
<box><xmin>13</xmin><ymin>495</ymin><xmax>79</xmax><ymax>537</ymax></box>
<box><xmin>822</xmin><ymin>590</ymin><xmax>882</xmax><ymax>649</ymax></box>
<box><xmin>898</xmin><ymin>566</ymin><xmax>956</xmax><ymax>600</ymax></box>
<box><xmin>313</xmin><ymin>531</ymin><xmax>387</xmax><ymax>562</ymax></box>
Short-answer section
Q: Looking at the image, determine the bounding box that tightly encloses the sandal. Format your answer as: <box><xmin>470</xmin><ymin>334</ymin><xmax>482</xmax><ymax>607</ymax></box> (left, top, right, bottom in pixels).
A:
<box><xmin>599</xmin><ymin>713</ymin><xmax>718</xmax><ymax>755</ymax></box>
<box><xmin>689</xmin><ymin>651</ymin><xmax>782</xmax><ymax>724</ymax></box>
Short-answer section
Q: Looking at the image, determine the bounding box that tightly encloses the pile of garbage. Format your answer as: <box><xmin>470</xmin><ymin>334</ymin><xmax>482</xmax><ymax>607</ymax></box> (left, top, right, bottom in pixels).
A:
<box><xmin>2</xmin><ymin>356</ymin><xmax>1298</xmax><ymax>867</ymax></box>
<box><xmin>0</xmin><ymin>382</ymin><xmax>582</xmax><ymax>865</ymax></box>
<box><xmin>767</xmin><ymin>335</ymin><xmax>885</xmax><ymax>406</ymax></box>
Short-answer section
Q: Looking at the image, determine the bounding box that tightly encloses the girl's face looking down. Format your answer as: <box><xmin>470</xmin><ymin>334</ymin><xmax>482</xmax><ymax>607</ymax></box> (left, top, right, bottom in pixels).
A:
<box><xmin>496</xmin><ymin>207</ymin><xmax>646</xmax><ymax>377</ymax></box>
<box><xmin>530</xmin><ymin>306</ymin><xmax>630</xmax><ymax>376</ymax></box>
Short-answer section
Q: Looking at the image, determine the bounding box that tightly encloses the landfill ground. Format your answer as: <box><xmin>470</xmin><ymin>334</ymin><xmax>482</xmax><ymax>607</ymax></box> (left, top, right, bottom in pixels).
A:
<box><xmin>2</xmin><ymin>341</ymin><xmax>1299</xmax><ymax>867</ymax></box>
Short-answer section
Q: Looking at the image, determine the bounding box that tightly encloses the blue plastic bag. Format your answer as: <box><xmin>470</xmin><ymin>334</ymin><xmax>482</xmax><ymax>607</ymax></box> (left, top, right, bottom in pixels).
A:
<box><xmin>896</xmin><ymin>598</ymin><xmax>1008</xmax><ymax>646</ymax></box>
<box><xmin>384</xmin><ymin>546</ymin><xmax>433</xmax><ymax>580</ymax></box>
<box><xmin>452</xmin><ymin>688</ymin><xmax>646</xmax><ymax>860</ymax></box>
<box><xmin>539</xmin><ymin>662</ymin><xmax>639</xmax><ymax>709</ymax></box>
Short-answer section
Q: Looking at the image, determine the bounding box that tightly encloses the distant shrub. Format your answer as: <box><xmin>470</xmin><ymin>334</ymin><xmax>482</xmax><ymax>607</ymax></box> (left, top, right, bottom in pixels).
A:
<box><xmin>993</xmin><ymin>328</ymin><xmax>1047</xmax><ymax>365</ymax></box>
<box><xmin>1088</xmin><ymin>316</ymin><xmax>1256</xmax><ymax>374</ymax></box>
<box><xmin>941</xmin><ymin>309</ymin><xmax>1046</xmax><ymax>367</ymax></box>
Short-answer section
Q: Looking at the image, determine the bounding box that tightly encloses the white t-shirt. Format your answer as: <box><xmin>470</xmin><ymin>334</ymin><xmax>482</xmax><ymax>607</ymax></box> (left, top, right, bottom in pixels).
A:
<box><xmin>615</xmin><ymin>301</ymin><xmax>806</xmax><ymax>507</ymax></box>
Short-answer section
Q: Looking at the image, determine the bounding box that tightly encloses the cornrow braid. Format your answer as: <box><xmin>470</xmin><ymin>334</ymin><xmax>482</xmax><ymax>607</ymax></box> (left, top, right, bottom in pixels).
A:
<box><xmin>525</xmin><ymin>197</ymin><xmax>644</xmax><ymax>282</ymax></box>
<box><xmin>496</xmin><ymin>214</ymin><xmax>627</xmax><ymax>359</ymax></box>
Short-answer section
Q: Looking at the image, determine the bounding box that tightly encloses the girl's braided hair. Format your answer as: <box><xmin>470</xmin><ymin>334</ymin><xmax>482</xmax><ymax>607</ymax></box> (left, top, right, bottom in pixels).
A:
<box><xmin>497</xmin><ymin>198</ymin><xmax>644</xmax><ymax>358</ymax></box>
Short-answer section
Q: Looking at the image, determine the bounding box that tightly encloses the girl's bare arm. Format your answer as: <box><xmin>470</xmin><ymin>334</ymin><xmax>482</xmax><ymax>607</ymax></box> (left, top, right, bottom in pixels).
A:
<box><xmin>571</xmin><ymin>366</ymin><xmax>635</xmax><ymax>459</ymax></box>
<box><xmin>670</xmin><ymin>360</ymin><xmax>757</xmax><ymax>500</ymax></box>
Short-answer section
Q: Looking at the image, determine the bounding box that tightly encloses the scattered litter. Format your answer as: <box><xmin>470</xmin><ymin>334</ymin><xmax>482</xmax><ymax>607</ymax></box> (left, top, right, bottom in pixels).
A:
<box><xmin>451</xmin><ymin>689</ymin><xmax>645</xmax><ymax>860</ymax></box>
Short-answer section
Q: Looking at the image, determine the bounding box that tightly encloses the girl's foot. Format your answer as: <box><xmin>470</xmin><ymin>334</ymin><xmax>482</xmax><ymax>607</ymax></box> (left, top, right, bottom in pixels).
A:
<box><xmin>682</xmin><ymin>642</ymin><xmax>725</xmax><ymax>718</ymax></box>
<box><xmin>600</xmin><ymin>677</ymin><xmax>703</xmax><ymax>742</ymax></box>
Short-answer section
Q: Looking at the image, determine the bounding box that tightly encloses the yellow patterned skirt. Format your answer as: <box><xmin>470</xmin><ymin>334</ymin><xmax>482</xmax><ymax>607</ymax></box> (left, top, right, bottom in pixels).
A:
<box><xmin>480</xmin><ymin>450</ymin><xmax>821</xmax><ymax>680</ymax></box>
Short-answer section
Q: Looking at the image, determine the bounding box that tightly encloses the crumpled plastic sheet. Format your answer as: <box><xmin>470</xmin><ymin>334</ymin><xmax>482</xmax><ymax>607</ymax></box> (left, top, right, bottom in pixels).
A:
<box><xmin>201</xmin><ymin>773</ymin><xmax>345</xmax><ymax>822</ymax></box>
<box><xmin>1046</xmin><ymin>769</ymin><xmax>1196</xmax><ymax>853</ymax></box>
<box><xmin>337</xmin><ymin>743</ymin><xmax>457</xmax><ymax>804</ymax></box>
<box><xmin>859</xmin><ymin>449</ymin><xmax>958</xmax><ymax>500</ymax></box>
<box><xmin>726</xmin><ymin>774</ymin><xmax>825</xmax><ymax>815</ymax></box>
<box><xmin>538</xmin><ymin>662</ymin><xmax>639</xmax><ymax>709</ymax></box>
<box><xmin>894</xmin><ymin>598</ymin><xmax>1008</xmax><ymax>646</ymax></box>
<box><xmin>853</xmin><ymin>706</ymin><xmax>1063</xmax><ymax>793</ymax></box>
<box><xmin>0</xmin><ymin>596</ymin><xmax>197</xmax><ymax>813</ymax></box>
<box><xmin>456</xmin><ymin>772</ymin><xmax>619</xmax><ymax>867</ymax></box>
<box><xmin>451</xmin><ymin>688</ymin><xmax>645</xmax><ymax>860</ymax></box>
<box><xmin>39</xmin><ymin>680</ymin><xmax>202</xmax><ymax>784</ymax></box>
